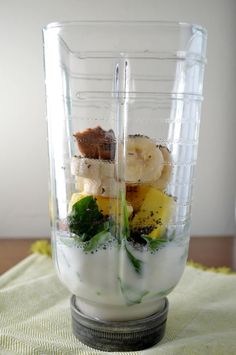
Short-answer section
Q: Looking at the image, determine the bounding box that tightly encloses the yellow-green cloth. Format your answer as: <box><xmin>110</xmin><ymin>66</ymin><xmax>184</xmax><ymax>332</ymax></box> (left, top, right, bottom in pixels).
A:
<box><xmin>0</xmin><ymin>254</ymin><xmax>236</xmax><ymax>355</ymax></box>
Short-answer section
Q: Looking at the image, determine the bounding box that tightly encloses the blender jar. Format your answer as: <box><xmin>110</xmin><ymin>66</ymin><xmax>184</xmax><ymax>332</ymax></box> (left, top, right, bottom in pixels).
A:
<box><xmin>43</xmin><ymin>21</ymin><xmax>207</xmax><ymax>351</ymax></box>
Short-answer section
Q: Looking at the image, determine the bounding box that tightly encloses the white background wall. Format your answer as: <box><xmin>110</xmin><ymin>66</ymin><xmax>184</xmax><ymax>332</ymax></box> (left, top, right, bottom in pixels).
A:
<box><xmin>0</xmin><ymin>0</ymin><xmax>236</xmax><ymax>238</ymax></box>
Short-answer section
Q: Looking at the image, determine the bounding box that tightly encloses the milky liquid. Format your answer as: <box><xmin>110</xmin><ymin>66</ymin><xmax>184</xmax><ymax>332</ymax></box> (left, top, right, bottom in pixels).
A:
<box><xmin>55</xmin><ymin>233</ymin><xmax>188</xmax><ymax>320</ymax></box>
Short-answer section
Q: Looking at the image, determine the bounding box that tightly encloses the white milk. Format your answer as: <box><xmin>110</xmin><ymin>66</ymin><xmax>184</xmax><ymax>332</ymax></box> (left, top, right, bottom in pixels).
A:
<box><xmin>55</xmin><ymin>236</ymin><xmax>187</xmax><ymax>320</ymax></box>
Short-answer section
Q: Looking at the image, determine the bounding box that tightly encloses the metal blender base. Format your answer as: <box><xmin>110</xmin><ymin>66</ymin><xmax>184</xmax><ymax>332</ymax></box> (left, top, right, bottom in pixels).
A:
<box><xmin>70</xmin><ymin>295</ymin><xmax>169</xmax><ymax>352</ymax></box>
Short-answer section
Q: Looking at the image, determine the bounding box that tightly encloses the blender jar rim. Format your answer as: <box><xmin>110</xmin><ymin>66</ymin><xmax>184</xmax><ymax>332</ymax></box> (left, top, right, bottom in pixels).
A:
<box><xmin>43</xmin><ymin>20</ymin><xmax>207</xmax><ymax>37</ymax></box>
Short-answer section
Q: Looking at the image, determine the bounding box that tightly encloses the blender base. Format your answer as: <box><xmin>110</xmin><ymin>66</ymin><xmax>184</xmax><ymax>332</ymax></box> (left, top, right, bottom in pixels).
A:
<box><xmin>70</xmin><ymin>295</ymin><xmax>169</xmax><ymax>352</ymax></box>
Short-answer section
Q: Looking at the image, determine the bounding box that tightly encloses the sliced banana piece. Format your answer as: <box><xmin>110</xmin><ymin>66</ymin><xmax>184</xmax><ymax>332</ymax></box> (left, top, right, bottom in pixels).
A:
<box><xmin>76</xmin><ymin>176</ymin><xmax>101</xmax><ymax>195</ymax></box>
<box><xmin>71</xmin><ymin>156</ymin><xmax>100</xmax><ymax>179</ymax></box>
<box><xmin>125</xmin><ymin>136</ymin><xmax>164</xmax><ymax>183</ymax></box>
<box><xmin>71</xmin><ymin>156</ymin><xmax>114</xmax><ymax>179</ymax></box>
<box><xmin>100</xmin><ymin>161</ymin><xmax>115</xmax><ymax>178</ymax></box>
<box><xmin>152</xmin><ymin>146</ymin><xmax>172</xmax><ymax>190</ymax></box>
<box><xmin>76</xmin><ymin>176</ymin><xmax>122</xmax><ymax>197</ymax></box>
<box><xmin>98</xmin><ymin>177</ymin><xmax>122</xmax><ymax>197</ymax></box>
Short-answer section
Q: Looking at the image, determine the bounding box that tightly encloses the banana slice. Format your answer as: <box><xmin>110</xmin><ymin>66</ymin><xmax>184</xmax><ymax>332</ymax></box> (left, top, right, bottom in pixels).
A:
<box><xmin>98</xmin><ymin>177</ymin><xmax>122</xmax><ymax>197</ymax></box>
<box><xmin>100</xmin><ymin>161</ymin><xmax>115</xmax><ymax>178</ymax></box>
<box><xmin>71</xmin><ymin>156</ymin><xmax>114</xmax><ymax>179</ymax></box>
<box><xmin>76</xmin><ymin>176</ymin><xmax>122</xmax><ymax>197</ymax></box>
<box><xmin>152</xmin><ymin>146</ymin><xmax>172</xmax><ymax>190</ymax></box>
<box><xmin>76</xmin><ymin>176</ymin><xmax>101</xmax><ymax>195</ymax></box>
<box><xmin>71</xmin><ymin>156</ymin><xmax>100</xmax><ymax>179</ymax></box>
<box><xmin>71</xmin><ymin>156</ymin><xmax>118</xmax><ymax>197</ymax></box>
<box><xmin>125</xmin><ymin>136</ymin><xmax>164</xmax><ymax>183</ymax></box>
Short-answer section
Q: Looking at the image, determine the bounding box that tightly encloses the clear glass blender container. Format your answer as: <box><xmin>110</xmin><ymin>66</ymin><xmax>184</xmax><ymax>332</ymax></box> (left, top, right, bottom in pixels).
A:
<box><xmin>43</xmin><ymin>21</ymin><xmax>207</xmax><ymax>350</ymax></box>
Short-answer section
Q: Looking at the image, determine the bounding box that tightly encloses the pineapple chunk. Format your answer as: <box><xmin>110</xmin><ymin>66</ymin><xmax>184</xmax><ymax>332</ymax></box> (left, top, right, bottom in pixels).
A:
<box><xmin>126</xmin><ymin>184</ymin><xmax>150</xmax><ymax>212</ymax></box>
<box><xmin>68</xmin><ymin>193</ymin><xmax>133</xmax><ymax>221</ymax></box>
<box><xmin>130</xmin><ymin>187</ymin><xmax>174</xmax><ymax>238</ymax></box>
<box><xmin>94</xmin><ymin>195</ymin><xmax>133</xmax><ymax>220</ymax></box>
<box><xmin>68</xmin><ymin>193</ymin><xmax>87</xmax><ymax>213</ymax></box>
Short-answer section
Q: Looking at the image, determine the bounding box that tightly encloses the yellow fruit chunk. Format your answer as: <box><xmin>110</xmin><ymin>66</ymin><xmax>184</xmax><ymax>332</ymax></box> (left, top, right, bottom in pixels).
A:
<box><xmin>68</xmin><ymin>193</ymin><xmax>133</xmax><ymax>221</ymax></box>
<box><xmin>94</xmin><ymin>195</ymin><xmax>133</xmax><ymax>221</ymax></box>
<box><xmin>126</xmin><ymin>184</ymin><xmax>150</xmax><ymax>212</ymax></box>
<box><xmin>68</xmin><ymin>193</ymin><xmax>87</xmax><ymax>213</ymax></box>
<box><xmin>130</xmin><ymin>187</ymin><xmax>174</xmax><ymax>239</ymax></box>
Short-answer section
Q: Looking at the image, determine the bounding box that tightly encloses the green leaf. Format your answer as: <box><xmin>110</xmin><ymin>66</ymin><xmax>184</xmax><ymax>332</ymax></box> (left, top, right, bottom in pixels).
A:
<box><xmin>68</xmin><ymin>196</ymin><xmax>105</xmax><ymax>240</ymax></box>
<box><xmin>83</xmin><ymin>230</ymin><xmax>112</xmax><ymax>252</ymax></box>
<box><xmin>118</xmin><ymin>277</ymin><xmax>149</xmax><ymax>305</ymax></box>
<box><xmin>143</xmin><ymin>286</ymin><xmax>175</xmax><ymax>300</ymax></box>
<box><xmin>59</xmin><ymin>236</ymin><xmax>79</xmax><ymax>248</ymax></box>
<box><xmin>125</xmin><ymin>244</ymin><xmax>143</xmax><ymax>274</ymax></box>
<box><xmin>168</xmin><ymin>230</ymin><xmax>176</xmax><ymax>242</ymax></box>
<box><xmin>141</xmin><ymin>235</ymin><xmax>168</xmax><ymax>252</ymax></box>
<box><xmin>121</xmin><ymin>191</ymin><xmax>130</xmax><ymax>239</ymax></box>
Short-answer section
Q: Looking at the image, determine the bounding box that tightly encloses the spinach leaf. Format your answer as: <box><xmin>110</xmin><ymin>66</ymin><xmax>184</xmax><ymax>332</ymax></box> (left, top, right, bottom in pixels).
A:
<box><xmin>59</xmin><ymin>236</ymin><xmax>80</xmax><ymax>248</ymax></box>
<box><xmin>141</xmin><ymin>235</ymin><xmax>168</xmax><ymax>252</ymax></box>
<box><xmin>83</xmin><ymin>230</ymin><xmax>112</xmax><ymax>252</ymax></box>
<box><xmin>68</xmin><ymin>196</ymin><xmax>105</xmax><ymax>240</ymax></box>
<box><xmin>59</xmin><ymin>228</ymin><xmax>112</xmax><ymax>252</ymax></box>
<box><xmin>120</xmin><ymin>193</ymin><xmax>144</xmax><ymax>275</ymax></box>
<box><xmin>125</xmin><ymin>244</ymin><xmax>143</xmax><ymax>275</ymax></box>
<box><xmin>118</xmin><ymin>277</ymin><xmax>149</xmax><ymax>305</ymax></box>
<box><xmin>121</xmin><ymin>191</ymin><xmax>130</xmax><ymax>239</ymax></box>
<box><xmin>142</xmin><ymin>286</ymin><xmax>175</xmax><ymax>301</ymax></box>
